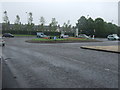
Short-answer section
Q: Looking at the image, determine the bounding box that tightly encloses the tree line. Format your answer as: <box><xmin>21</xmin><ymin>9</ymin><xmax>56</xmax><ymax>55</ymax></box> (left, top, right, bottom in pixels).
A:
<box><xmin>76</xmin><ymin>16</ymin><xmax>120</xmax><ymax>37</ymax></box>
<box><xmin>2</xmin><ymin>11</ymin><xmax>120</xmax><ymax>37</ymax></box>
<box><xmin>2</xmin><ymin>11</ymin><xmax>72</xmax><ymax>32</ymax></box>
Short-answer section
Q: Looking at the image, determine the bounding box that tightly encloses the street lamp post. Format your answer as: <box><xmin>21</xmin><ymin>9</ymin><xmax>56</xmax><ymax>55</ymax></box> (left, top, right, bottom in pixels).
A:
<box><xmin>87</xmin><ymin>15</ymin><xmax>89</xmax><ymax>19</ymax></box>
<box><xmin>80</xmin><ymin>30</ymin><xmax>82</xmax><ymax>34</ymax></box>
<box><xmin>26</xmin><ymin>12</ymin><xmax>28</xmax><ymax>24</ymax></box>
<box><xmin>92</xmin><ymin>29</ymin><xmax>95</xmax><ymax>39</ymax></box>
<box><xmin>75</xmin><ymin>28</ymin><xmax>78</xmax><ymax>37</ymax></box>
<box><xmin>111</xmin><ymin>20</ymin><xmax>113</xmax><ymax>23</ymax></box>
<box><xmin>26</xmin><ymin>12</ymin><xmax>28</xmax><ymax>31</ymax></box>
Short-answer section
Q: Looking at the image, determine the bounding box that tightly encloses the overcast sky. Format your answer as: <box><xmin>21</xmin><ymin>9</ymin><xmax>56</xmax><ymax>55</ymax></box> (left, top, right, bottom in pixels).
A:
<box><xmin>0</xmin><ymin>0</ymin><xmax>119</xmax><ymax>26</ymax></box>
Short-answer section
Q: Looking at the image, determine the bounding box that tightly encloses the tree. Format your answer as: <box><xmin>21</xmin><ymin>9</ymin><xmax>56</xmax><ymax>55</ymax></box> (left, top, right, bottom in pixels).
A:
<box><xmin>76</xmin><ymin>16</ymin><xmax>88</xmax><ymax>34</ymax></box>
<box><xmin>94</xmin><ymin>18</ymin><xmax>105</xmax><ymax>37</ymax></box>
<box><xmin>3</xmin><ymin>11</ymin><xmax>9</xmax><ymax>23</ymax></box>
<box><xmin>87</xmin><ymin>17</ymin><xmax>95</xmax><ymax>35</ymax></box>
<box><xmin>15</xmin><ymin>15</ymin><xmax>20</xmax><ymax>24</ymax></box>
<box><xmin>28</xmin><ymin>12</ymin><xmax>33</xmax><ymax>25</ymax></box>
<box><xmin>39</xmin><ymin>16</ymin><xmax>45</xmax><ymax>31</ymax></box>
<box><xmin>14</xmin><ymin>15</ymin><xmax>21</xmax><ymax>31</ymax></box>
<box><xmin>118</xmin><ymin>27</ymin><xmax>120</xmax><ymax>36</ymax></box>
<box><xmin>49</xmin><ymin>18</ymin><xmax>58</xmax><ymax>32</ymax></box>
<box><xmin>40</xmin><ymin>16</ymin><xmax>45</xmax><ymax>25</ymax></box>
<box><xmin>76</xmin><ymin>16</ymin><xmax>119</xmax><ymax>37</ymax></box>
<box><xmin>62</xmin><ymin>20</ymin><xmax>72</xmax><ymax>33</ymax></box>
<box><xmin>2</xmin><ymin>11</ymin><xmax>10</xmax><ymax>30</ymax></box>
<box><xmin>27</xmin><ymin>12</ymin><xmax>34</xmax><ymax>31</ymax></box>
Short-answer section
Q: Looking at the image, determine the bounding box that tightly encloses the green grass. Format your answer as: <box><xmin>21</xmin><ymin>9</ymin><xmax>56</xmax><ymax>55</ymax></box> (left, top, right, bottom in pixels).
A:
<box><xmin>14</xmin><ymin>34</ymin><xmax>36</xmax><ymax>36</ymax></box>
<box><xmin>31</xmin><ymin>38</ymin><xmax>88</xmax><ymax>41</ymax></box>
<box><xmin>26</xmin><ymin>37</ymin><xmax>101</xmax><ymax>43</ymax></box>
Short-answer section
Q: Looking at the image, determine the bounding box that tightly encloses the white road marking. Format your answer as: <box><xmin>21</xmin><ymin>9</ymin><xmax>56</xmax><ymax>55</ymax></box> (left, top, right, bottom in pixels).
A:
<box><xmin>105</xmin><ymin>68</ymin><xmax>110</xmax><ymax>71</ymax></box>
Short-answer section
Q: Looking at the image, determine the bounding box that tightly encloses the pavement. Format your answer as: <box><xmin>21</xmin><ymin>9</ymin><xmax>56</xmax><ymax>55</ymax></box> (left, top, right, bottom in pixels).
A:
<box><xmin>2</xmin><ymin>57</ymin><xmax>19</xmax><ymax>88</ymax></box>
<box><xmin>2</xmin><ymin>37</ymin><xmax>119</xmax><ymax>88</ymax></box>
<box><xmin>81</xmin><ymin>45</ymin><xmax>120</xmax><ymax>53</ymax></box>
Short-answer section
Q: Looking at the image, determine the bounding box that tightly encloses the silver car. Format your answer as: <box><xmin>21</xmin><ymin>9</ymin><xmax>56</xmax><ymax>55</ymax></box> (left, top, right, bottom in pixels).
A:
<box><xmin>107</xmin><ymin>34</ymin><xmax>120</xmax><ymax>40</ymax></box>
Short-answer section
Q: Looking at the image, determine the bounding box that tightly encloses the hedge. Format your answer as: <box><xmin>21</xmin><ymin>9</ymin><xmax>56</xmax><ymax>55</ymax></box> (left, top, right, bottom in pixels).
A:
<box><xmin>2</xmin><ymin>30</ymin><xmax>74</xmax><ymax>36</ymax></box>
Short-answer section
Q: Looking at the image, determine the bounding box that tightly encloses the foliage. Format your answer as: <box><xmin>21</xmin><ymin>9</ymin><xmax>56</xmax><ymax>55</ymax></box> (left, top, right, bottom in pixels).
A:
<box><xmin>28</xmin><ymin>12</ymin><xmax>33</xmax><ymax>25</ymax></box>
<box><xmin>62</xmin><ymin>20</ymin><xmax>72</xmax><ymax>33</ymax></box>
<box><xmin>76</xmin><ymin>16</ymin><xmax>119</xmax><ymax>38</ymax></box>
<box><xmin>2</xmin><ymin>11</ymin><xmax>119</xmax><ymax>38</ymax></box>
<box><xmin>49</xmin><ymin>18</ymin><xmax>58</xmax><ymax>32</ymax></box>
<box><xmin>14</xmin><ymin>15</ymin><xmax>21</xmax><ymax>31</ymax></box>
<box><xmin>2</xmin><ymin>11</ymin><xmax>10</xmax><ymax>31</ymax></box>
<box><xmin>38</xmin><ymin>16</ymin><xmax>46</xmax><ymax>32</ymax></box>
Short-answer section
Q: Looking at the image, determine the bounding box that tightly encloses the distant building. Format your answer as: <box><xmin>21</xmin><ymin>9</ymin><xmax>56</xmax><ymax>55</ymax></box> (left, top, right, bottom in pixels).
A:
<box><xmin>1</xmin><ymin>23</ymin><xmax>75</xmax><ymax>33</ymax></box>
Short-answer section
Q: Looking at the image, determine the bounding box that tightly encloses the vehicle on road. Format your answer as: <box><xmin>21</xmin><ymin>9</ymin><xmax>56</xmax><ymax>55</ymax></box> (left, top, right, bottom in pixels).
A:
<box><xmin>2</xmin><ymin>33</ymin><xmax>14</xmax><ymax>38</ymax></box>
<box><xmin>37</xmin><ymin>32</ymin><xmax>49</xmax><ymax>38</ymax></box>
<box><xmin>0</xmin><ymin>37</ymin><xmax>5</xmax><ymax>46</ymax></box>
<box><xmin>107</xmin><ymin>34</ymin><xmax>120</xmax><ymax>40</ymax></box>
<box><xmin>78</xmin><ymin>34</ymin><xmax>90</xmax><ymax>39</ymax></box>
<box><xmin>60</xmin><ymin>34</ymin><xmax>69</xmax><ymax>38</ymax></box>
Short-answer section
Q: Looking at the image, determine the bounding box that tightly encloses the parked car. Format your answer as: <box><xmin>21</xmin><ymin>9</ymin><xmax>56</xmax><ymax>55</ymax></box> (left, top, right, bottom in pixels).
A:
<box><xmin>0</xmin><ymin>37</ymin><xmax>5</xmax><ymax>46</ymax></box>
<box><xmin>78</xmin><ymin>34</ymin><xmax>90</xmax><ymax>39</ymax></box>
<box><xmin>60</xmin><ymin>34</ymin><xmax>69</xmax><ymax>38</ymax></box>
<box><xmin>2</xmin><ymin>33</ymin><xmax>14</xmax><ymax>37</ymax></box>
<box><xmin>107</xmin><ymin>34</ymin><xmax>120</xmax><ymax>40</ymax></box>
<box><xmin>37</xmin><ymin>32</ymin><xmax>49</xmax><ymax>38</ymax></box>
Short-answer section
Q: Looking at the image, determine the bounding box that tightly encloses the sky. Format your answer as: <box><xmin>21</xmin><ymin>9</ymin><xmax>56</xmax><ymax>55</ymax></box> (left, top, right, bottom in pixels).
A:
<box><xmin>0</xmin><ymin>0</ymin><xmax>119</xmax><ymax>26</ymax></box>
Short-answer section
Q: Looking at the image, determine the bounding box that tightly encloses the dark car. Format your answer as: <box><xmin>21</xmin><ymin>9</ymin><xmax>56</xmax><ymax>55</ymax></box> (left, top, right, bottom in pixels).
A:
<box><xmin>2</xmin><ymin>33</ymin><xmax>14</xmax><ymax>37</ymax></box>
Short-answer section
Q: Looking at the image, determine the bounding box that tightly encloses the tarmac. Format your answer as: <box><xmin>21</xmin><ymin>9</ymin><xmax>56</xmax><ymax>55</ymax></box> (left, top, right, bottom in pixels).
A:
<box><xmin>81</xmin><ymin>45</ymin><xmax>120</xmax><ymax>53</ymax></box>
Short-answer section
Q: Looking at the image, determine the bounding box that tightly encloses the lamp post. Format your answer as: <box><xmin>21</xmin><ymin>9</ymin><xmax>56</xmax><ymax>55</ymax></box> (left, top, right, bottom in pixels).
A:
<box><xmin>26</xmin><ymin>12</ymin><xmax>30</xmax><ymax>35</ymax></box>
<box><xmin>80</xmin><ymin>30</ymin><xmax>82</xmax><ymax>34</ymax></box>
<box><xmin>75</xmin><ymin>28</ymin><xmax>78</xmax><ymax>37</ymax></box>
<box><xmin>87</xmin><ymin>15</ymin><xmax>89</xmax><ymax>19</ymax></box>
<box><xmin>25</xmin><ymin>12</ymin><xmax>28</xmax><ymax>31</ymax></box>
<box><xmin>92</xmin><ymin>29</ymin><xmax>95</xmax><ymax>39</ymax></box>
<box><xmin>111</xmin><ymin>20</ymin><xmax>113</xmax><ymax>23</ymax></box>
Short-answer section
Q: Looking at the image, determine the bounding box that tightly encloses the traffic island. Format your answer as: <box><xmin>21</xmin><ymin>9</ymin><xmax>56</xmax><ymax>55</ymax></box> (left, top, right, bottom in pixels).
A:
<box><xmin>25</xmin><ymin>38</ymin><xmax>102</xmax><ymax>43</ymax></box>
<box><xmin>81</xmin><ymin>46</ymin><xmax>120</xmax><ymax>53</ymax></box>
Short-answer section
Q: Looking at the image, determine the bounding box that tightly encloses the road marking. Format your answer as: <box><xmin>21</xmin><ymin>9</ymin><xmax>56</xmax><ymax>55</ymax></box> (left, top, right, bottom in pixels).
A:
<box><xmin>58</xmin><ymin>55</ymin><xmax>86</xmax><ymax>64</ymax></box>
<box><xmin>104</xmin><ymin>68</ymin><xmax>110</xmax><ymax>71</ymax></box>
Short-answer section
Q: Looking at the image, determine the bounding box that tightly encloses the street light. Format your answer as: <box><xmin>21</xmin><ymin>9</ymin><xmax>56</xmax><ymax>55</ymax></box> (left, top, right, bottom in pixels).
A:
<box><xmin>92</xmin><ymin>29</ymin><xmax>95</xmax><ymax>39</ymax></box>
<box><xmin>75</xmin><ymin>28</ymin><xmax>78</xmax><ymax>37</ymax></box>
<box><xmin>80</xmin><ymin>30</ymin><xmax>82</xmax><ymax>34</ymax></box>
<box><xmin>26</xmin><ymin>12</ymin><xmax>28</xmax><ymax>24</ymax></box>
<box><xmin>87</xmin><ymin>15</ymin><xmax>89</xmax><ymax>19</ymax></box>
<box><xmin>111</xmin><ymin>20</ymin><xmax>113</xmax><ymax>23</ymax></box>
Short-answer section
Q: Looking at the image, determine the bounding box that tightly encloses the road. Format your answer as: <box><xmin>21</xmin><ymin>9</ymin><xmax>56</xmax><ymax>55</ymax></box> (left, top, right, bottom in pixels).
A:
<box><xmin>2</xmin><ymin>37</ymin><xmax>119</xmax><ymax>88</ymax></box>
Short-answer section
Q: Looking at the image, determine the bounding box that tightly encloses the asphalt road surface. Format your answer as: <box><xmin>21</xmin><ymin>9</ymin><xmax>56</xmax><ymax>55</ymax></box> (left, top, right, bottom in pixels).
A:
<box><xmin>2</xmin><ymin>37</ymin><xmax>119</xmax><ymax>88</ymax></box>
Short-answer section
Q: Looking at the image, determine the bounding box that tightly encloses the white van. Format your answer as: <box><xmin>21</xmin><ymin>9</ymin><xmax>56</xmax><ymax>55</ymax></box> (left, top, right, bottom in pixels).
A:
<box><xmin>60</xmin><ymin>34</ymin><xmax>69</xmax><ymax>38</ymax></box>
<box><xmin>37</xmin><ymin>32</ymin><xmax>49</xmax><ymax>38</ymax></box>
